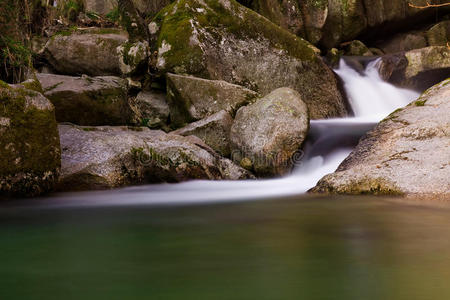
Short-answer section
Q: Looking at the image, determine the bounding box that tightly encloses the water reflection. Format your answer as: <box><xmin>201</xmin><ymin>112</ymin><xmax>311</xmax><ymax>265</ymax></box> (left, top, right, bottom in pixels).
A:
<box><xmin>1</xmin><ymin>195</ymin><xmax>450</xmax><ymax>299</ymax></box>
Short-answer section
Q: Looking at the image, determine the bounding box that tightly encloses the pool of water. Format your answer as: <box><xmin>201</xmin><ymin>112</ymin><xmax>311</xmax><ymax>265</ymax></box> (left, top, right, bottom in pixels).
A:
<box><xmin>2</xmin><ymin>195</ymin><xmax>450</xmax><ymax>299</ymax></box>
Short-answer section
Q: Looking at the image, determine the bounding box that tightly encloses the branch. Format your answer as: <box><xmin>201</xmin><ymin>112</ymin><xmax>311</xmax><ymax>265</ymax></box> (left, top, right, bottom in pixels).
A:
<box><xmin>408</xmin><ymin>1</ymin><xmax>450</xmax><ymax>9</ymax></box>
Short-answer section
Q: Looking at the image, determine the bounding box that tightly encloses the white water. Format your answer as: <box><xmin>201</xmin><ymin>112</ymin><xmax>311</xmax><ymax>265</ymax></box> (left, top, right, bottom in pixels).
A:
<box><xmin>40</xmin><ymin>58</ymin><xmax>420</xmax><ymax>207</ymax></box>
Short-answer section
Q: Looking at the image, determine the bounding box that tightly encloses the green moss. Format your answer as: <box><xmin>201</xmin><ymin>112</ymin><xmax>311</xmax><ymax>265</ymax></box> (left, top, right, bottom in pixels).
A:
<box><xmin>415</xmin><ymin>99</ymin><xmax>426</xmax><ymax>106</ymax></box>
<box><xmin>82</xmin><ymin>127</ymin><xmax>97</xmax><ymax>131</ymax></box>
<box><xmin>0</xmin><ymin>85</ymin><xmax>60</xmax><ymax>176</ymax></box>
<box><xmin>21</xmin><ymin>77</ymin><xmax>44</xmax><ymax>94</ymax></box>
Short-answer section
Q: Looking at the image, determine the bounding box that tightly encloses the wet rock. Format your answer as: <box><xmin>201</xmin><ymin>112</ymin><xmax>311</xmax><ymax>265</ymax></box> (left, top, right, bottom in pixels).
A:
<box><xmin>130</xmin><ymin>89</ymin><xmax>169</xmax><ymax>129</ymax></box>
<box><xmin>166</xmin><ymin>73</ymin><xmax>259</xmax><ymax>127</ymax></box>
<box><xmin>58</xmin><ymin>124</ymin><xmax>253</xmax><ymax>190</ymax></box>
<box><xmin>37</xmin><ymin>73</ymin><xmax>132</xmax><ymax>126</ymax></box>
<box><xmin>152</xmin><ymin>0</ymin><xmax>347</xmax><ymax>119</ymax></box>
<box><xmin>312</xmin><ymin>78</ymin><xmax>450</xmax><ymax>196</ymax></box>
<box><xmin>230</xmin><ymin>88</ymin><xmax>309</xmax><ymax>177</ymax></box>
<box><xmin>0</xmin><ymin>82</ymin><xmax>60</xmax><ymax>197</ymax></box>
<box><xmin>43</xmin><ymin>28</ymin><xmax>128</xmax><ymax>76</ymax></box>
<box><xmin>379</xmin><ymin>46</ymin><xmax>450</xmax><ymax>91</ymax></box>
<box><xmin>173</xmin><ymin>110</ymin><xmax>233</xmax><ymax>157</ymax></box>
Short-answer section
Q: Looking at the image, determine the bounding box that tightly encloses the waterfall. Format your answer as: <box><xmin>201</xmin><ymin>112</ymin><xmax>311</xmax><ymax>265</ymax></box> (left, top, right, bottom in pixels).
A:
<box><xmin>42</xmin><ymin>58</ymin><xmax>421</xmax><ymax>206</ymax></box>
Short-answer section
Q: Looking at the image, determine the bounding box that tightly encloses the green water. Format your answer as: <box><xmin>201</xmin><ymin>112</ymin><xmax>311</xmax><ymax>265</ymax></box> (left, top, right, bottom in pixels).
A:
<box><xmin>1</xmin><ymin>195</ymin><xmax>450</xmax><ymax>299</ymax></box>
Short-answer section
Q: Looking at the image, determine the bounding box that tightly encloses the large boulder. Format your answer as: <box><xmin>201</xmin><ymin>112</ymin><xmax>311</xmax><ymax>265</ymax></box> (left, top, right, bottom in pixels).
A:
<box><xmin>85</xmin><ymin>0</ymin><xmax>116</xmax><ymax>15</ymax></box>
<box><xmin>230</xmin><ymin>88</ymin><xmax>309</xmax><ymax>177</ymax></box>
<box><xmin>130</xmin><ymin>89</ymin><xmax>169</xmax><ymax>129</ymax></box>
<box><xmin>0</xmin><ymin>82</ymin><xmax>60</xmax><ymax>197</ymax></box>
<box><xmin>379</xmin><ymin>46</ymin><xmax>450</xmax><ymax>91</ymax></box>
<box><xmin>376</xmin><ymin>31</ymin><xmax>428</xmax><ymax>54</ymax></box>
<box><xmin>151</xmin><ymin>0</ymin><xmax>347</xmax><ymax>119</ymax></box>
<box><xmin>312</xmin><ymin>79</ymin><xmax>450</xmax><ymax>196</ymax></box>
<box><xmin>166</xmin><ymin>73</ymin><xmax>258</xmax><ymax>127</ymax></box>
<box><xmin>58</xmin><ymin>124</ymin><xmax>253</xmax><ymax>190</ymax></box>
<box><xmin>43</xmin><ymin>28</ymin><xmax>128</xmax><ymax>76</ymax></box>
<box><xmin>133</xmin><ymin>0</ymin><xmax>173</xmax><ymax>17</ymax></box>
<box><xmin>37</xmin><ymin>73</ymin><xmax>132</xmax><ymax>126</ymax></box>
<box><xmin>173</xmin><ymin>110</ymin><xmax>233</xmax><ymax>157</ymax></box>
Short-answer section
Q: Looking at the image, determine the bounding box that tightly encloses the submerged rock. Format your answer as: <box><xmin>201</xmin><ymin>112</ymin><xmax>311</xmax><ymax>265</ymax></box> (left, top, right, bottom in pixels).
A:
<box><xmin>37</xmin><ymin>73</ymin><xmax>132</xmax><ymax>126</ymax></box>
<box><xmin>43</xmin><ymin>29</ymin><xmax>128</xmax><ymax>76</ymax></box>
<box><xmin>230</xmin><ymin>88</ymin><xmax>309</xmax><ymax>177</ymax></box>
<box><xmin>0</xmin><ymin>82</ymin><xmax>60</xmax><ymax>197</ymax></box>
<box><xmin>379</xmin><ymin>46</ymin><xmax>450</xmax><ymax>91</ymax></box>
<box><xmin>152</xmin><ymin>0</ymin><xmax>347</xmax><ymax>119</ymax></box>
<box><xmin>312</xmin><ymin>79</ymin><xmax>450</xmax><ymax>196</ymax></box>
<box><xmin>130</xmin><ymin>90</ymin><xmax>169</xmax><ymax>129</ymax></box>
<box><xmin>173</xmin><ymin>110</ymin><xmax>233</xmax><ymax>157</ymax></box>
<box><xmin>58</xmin><ymin>124</ymin><xmax>253</xmax><ymax>190</ymax></box>
<box><xmin>166</xmin><ymin>73</ymin><xmax>258</xmax><ymax>127</ymax></box>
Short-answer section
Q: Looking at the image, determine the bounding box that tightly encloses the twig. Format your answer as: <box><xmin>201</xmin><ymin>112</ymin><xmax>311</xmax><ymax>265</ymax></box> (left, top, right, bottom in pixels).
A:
<box><xmin>408</xmin><ymin>1</ymin><xmax>450</xmax><ymax>9</ymax></box>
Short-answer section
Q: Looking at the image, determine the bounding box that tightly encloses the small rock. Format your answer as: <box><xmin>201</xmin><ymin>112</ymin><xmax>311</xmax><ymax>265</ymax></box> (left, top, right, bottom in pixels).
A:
<box><xmin>166</xmin><ymin>73</ymin><xmax>259</xmax><ymax>127</ymax></box>
<box><xmin>230</xmin><ymin>87</ymin><xmax>309</xmax><ymax>177</ymax></box>
<box><xmin>130</xmin><ymin>90</ymin><xmax>169</xmax><ymax>129</ymax></box>
<box><xmin>173</xmin><ymin>110</ymin><xmax>233</xmax><ymax>157</ymax></box>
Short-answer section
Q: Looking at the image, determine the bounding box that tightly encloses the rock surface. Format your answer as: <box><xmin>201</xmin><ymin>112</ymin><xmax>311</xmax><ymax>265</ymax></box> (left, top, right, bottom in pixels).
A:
<box><xmin>312</xmin><ymin>79</ymin><xmax>450</xmax><ymax>196</ymax></box>
<box><xmin>130</xmin><ymin>90</ymin><xmax>169</xmax><ymax>129</ymax></box>
<box><xmin>151</xmin><ymin>0</ymin><xmax>347</xmax><ymax>119</ymax></box>
<box><xmin>43</xmin><ymin>29</ymin><xmax>128</xmax><ymax>76</ymax></box>
<box><xmin>166</xmin><ymin>73</ymin><xmax>258</xmax><ymax>127</ymax></box>
<box><xmin>230</xmin><ymin>88</ymin><xmax>309</xmax><ymax>177</ymax></box>
<box><xmin>379</xmin><ymin>46</ymin><xmax>450</xmax><ymax>91</ymax></box>
<box><xmin>58</xmin><ymin>124</ymin><xmax>253</xmax><ymax>190</ymax></box>
<box><xmin>427</xmin><ymin>20</ymin><xmax>450</xmax><ymax>47</ymax></box>
<box><xmin>0</xmin><ymin>82</ymin><xmax>60</xmax><ymax>196</ymax></box>
<box><xmin>37</xmin><ymin>73</ymin><xmax>132</xmax><ymax>126</ymax></box>
<box><xmin>173</xmin><ymin>110</ymin><xmax>233</xmax><ymax>157</ymax></box>
<box><xmin>117</xmin><ymin>40</ymin><xmax>150</xmax><ymax>76</ymax></box>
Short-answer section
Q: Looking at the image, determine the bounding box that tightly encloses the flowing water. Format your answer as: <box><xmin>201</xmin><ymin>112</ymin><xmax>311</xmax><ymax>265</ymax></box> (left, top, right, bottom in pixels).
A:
<box><xmin>3</xmin><ymin>59</ymin><xmax>442</xmax><ymax>299</ymax></box>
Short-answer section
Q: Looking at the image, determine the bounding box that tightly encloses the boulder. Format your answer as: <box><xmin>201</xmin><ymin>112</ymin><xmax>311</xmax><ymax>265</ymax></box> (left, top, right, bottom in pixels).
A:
<box><xmin>133</xmin><ymin>0</ymin><xmax>173</xmax><ymax>17</ymax></box>
<box><xmin>427</xmin><ymin>20</ymin><xmax>450</xmax><ymax>46</ymax></box>
<box><xmin>0</xmin><ymin>82</ymin><xmax>60</xmax><ymax>197</ymax></box>
<box><xmin>173</xmin><ymin>110</ymin><xmax>233</xmax><ymax>157</ymax></box>
<box><xmin>117</xmin><ymin>40</ymin><xmax>150</xmax><ymax>76</ymax></box>
<box><xmin>376</xmin><ymin>32</ymin><xmax>428</xmax><ymax>54</ymax></box>
<box><xmin>37</xmin><ymin>73</ymin><xmax>132</xmax><ymax>126</ymax></box>
<box><xmin>343</xmin><ymin>40</ymin><xmax>373</xmax><ymax>56</ymax></box>
<box><xmin>379</xmin><ymin>46</ymin><xmax>450</xmax><ymax>91</ymax></box>
<box><xmin>43</xmin><ymin>29</ymin><xmax>128</xmax><ymax>76</ymax></box>
<box><xmin>166</xmin><ymin>73</ymin><xmax>259</xmax><ymax>127</ymax></box>
<box><xmin>58</xmin><ymin>124</ymin><xmax>253</xmax><ymax>190</ymax></box>
<box><xmin>151</xmin><ymin>0</ymin><xmax>347</xmax><ymax>119</ymax></box>
<box><xmin>312</xmin><ymin>78</ymin><xmax>450</xmax><ymax>196</ymax></box>
<box><xmin>230</xmin><ymin>88</ymin><xmax>309</xmax><ymax>177</ymax></box>
<box><xmin>130</xmin><ymin>89</ymin><xmax>169</xmax><ymax>129</ymax></box>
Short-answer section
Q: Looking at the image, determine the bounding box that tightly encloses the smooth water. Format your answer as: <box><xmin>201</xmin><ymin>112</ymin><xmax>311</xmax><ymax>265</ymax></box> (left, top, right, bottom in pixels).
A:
<box><xmin>2</xmin><ymin>195</ymin><xmax>450</xmax><ymax>299</ymax></box>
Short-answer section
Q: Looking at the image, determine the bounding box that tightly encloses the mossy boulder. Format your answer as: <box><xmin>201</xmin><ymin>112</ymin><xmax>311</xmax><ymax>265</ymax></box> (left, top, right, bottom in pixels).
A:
<box><xmin>58</xmin><ymin>124</ymin><xmax>254</xmax><ymax>190</ymax></box>
<box><xmin>0</xmin><ymin>82</ymin><xmax>60</xmax><ymax>197</ymax></box>
<box><xmin>130</xmin><ymin>89</ymin><xmax>169</xmax><ymax>129</ymax></box>
<box><xmin>173</xmin><ymin>110</ymin><xmax>233</xmax><ymax>157</ymax></box>
<box><xmin>43</xmin><ymin>29</ymin><xmax>128</xmax><ymax>76</ymax></box>
<box><xmin>379</xmin><ymin>46</ymin><xmax>450</xmax><ymax>91</ymax></box>
<box><xmin>312</xmin><ymin>78</ymin><xmax>450</xmax><ymax>196</ymax></box>
<box><xmin>37</xmin><ymin>73</ymin><xmax>132</xmax><ymax>126</ymax></box>
<box><xmin>151</xmin><ymin>0</ymin><xmax>347</xmax><ymax>119</ymax></box>
<box><xmin>117</xmin><ymin>40</ymin><xmax>150</xmax><ymax>76</ymax></box>
<box><xmin>166</xmin><ymin>73</ymin><xmax>259</xmax><ymax>127</ymax></box>
<box><xmin>343</xmin><ymin>40</ymin><xmax>373</xmax><ymax>56</ymax></box>
<box><xmin>230</xmin><ymin>88</ymin><xmax>309</xmax><ymax>177</ymax></box>
<box><xmin>133</xmin><ymin>0</ymin><xmax>173</xmax><ymax>17</ymax></box>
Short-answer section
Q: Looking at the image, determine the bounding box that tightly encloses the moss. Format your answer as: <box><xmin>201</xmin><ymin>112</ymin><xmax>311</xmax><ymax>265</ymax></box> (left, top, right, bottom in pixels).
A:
<box><xmin>415</xmin><ymin>99</ymin><xmax>426</xmax><ymax>106</ymax></box>
<box><xmin>0</xmin><ymin>85</ymin><xmax>60</xmax><ymax>176</ymax></box>
<box><xmin>43</xmin><ymin>81</ymin><xmax>63</xmax><ymax>92</ymax></box>
<box><xmin>21</xmin><ymin>77</ymin><xmax>44</xmax><ymax>94</ymax></box>
<box><xmin>82</xmin><ymin>127</ymin><xmax>97</xmax><ymax>131</ymax></box>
